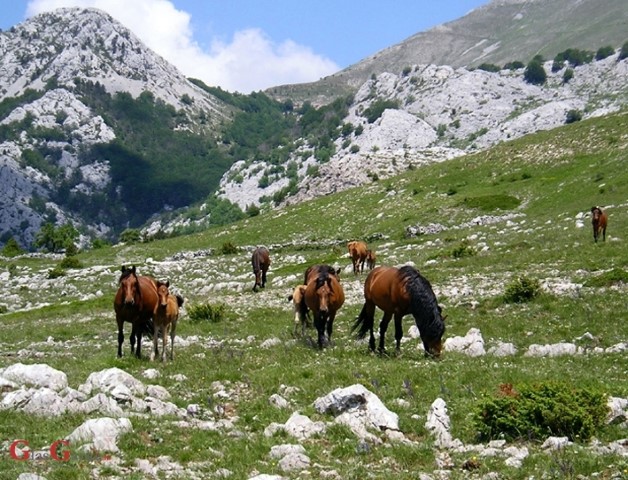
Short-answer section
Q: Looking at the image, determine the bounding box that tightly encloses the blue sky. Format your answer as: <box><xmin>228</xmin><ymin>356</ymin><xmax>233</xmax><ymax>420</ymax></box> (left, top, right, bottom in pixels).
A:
<box><xmin>1</xmin><ymin>0</ymin><xmax>490</xmax><ymax>93</ymax></box>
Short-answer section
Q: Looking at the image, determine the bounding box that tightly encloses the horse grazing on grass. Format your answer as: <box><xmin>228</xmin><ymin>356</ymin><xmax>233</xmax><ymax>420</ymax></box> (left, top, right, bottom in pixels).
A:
<box><xmin>114</xmin><ymin>265</ymin><xmax>158</xmax><ymax>359</ymax></box>
<box><xmin>591</xmin><ymin>206</ymin><xmax>608</xmax><ymax>243</ymax></box>
<box><xmin>366</xmin><ymin>249</ymin><xmax>377</xmax><ymax>271</ymax></box>
<box><xmin>251</xmin><ymin>246</ymin><xmax>271</xmax><ymax>292</ymax></box>
<box><xmin>304</xmin><ymin>265</ymin><xmax>345</xmax><ymax>348</ymax></box>
<box><xmin>152</xmin><ymin>280</ymin><xmax>184</xmax><ymax>362</ymax></box>
<box><xmin>347</xmin><ymin>240</ymin><xmax>369</xmax><ymax>274</ymax></box>
<box><xmin>352</xmin><ymin>265</ymin><xmax>446</xmax><ymax>358</ymax></box>
<box><xmin>288</xmin><ymin>284</ymin><xmax>310</xmax><ymax>336</ymax></box>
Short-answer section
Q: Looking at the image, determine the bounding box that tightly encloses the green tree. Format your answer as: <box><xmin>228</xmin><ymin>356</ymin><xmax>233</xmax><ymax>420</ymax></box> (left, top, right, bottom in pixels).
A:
<box><xmin>34</xmin><ymin>222</ymin><xmax>78</xmax><ymax>253</ymax></box>
<box><xmin>563</xmin><ymin>68</ymin><xmax>574</xmax><ymax>83</ymax></box>
<box><xmin>1</xmin><ymin>237</ymin><xmax>24</xmax><ymax>257</ymax></box>
<box><xmin>524</xmin><ymin>60</ymin><xmax>546</xmax><ymax>85</ymax></box>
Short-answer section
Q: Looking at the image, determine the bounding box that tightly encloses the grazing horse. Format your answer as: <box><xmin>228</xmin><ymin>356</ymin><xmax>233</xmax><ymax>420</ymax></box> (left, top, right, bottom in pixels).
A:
<box><xmin>591</xmin><ymin>206</ymin><xmax>608</xmax><ymax>243</ymax></box>
<box><xmin>113</xmin><ymin>265</ymin><xmax>158</xmax><ymax>358</ymax></box>
<box><xmin>304</xmin><ymin>265</ymin><xmax>345</xmax><ymax>348</ymax></box>
<box><xmin>366</xmin><ymin>249</ymin><xmax>377</xmax><ymax>271</ymax></box>
<box><xmin>288</xmin><ymin>284</ymin><xmax>310</xmax><ymax>336</ymax></box>
<box><xmin>251</xmin><ymin>246</ymin><xmax>271</xmax><ymax>292</ymax></box>
<box><xmin>347</xmin><ymin>240</ymin><xmax>369</xmax><ymax>274</ymax></box>
<box><xmin>152</xmin><ymin>280</ymin><xmax>184</xmax><ymax>362</ymax></box>
<box><xmin>352</xmin><ymin>265</ymin><xmax>446</xmax><ymax>358</ymax></box>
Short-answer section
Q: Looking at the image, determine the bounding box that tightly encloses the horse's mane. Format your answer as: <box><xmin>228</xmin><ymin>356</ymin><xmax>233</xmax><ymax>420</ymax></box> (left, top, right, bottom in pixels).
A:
<box><xmin>399</xmin><ymin>266</ymin><xmax>445</xmax><ymax>340</ymax></box>
<box><xmin>118</xmin><ymin>266</ymin><xmax>136</xmax><ymax>283</ymax></box>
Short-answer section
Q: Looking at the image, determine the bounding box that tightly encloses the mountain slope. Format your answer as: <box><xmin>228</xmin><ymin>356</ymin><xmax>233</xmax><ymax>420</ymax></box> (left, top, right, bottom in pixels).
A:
<box><xmin>267</xmin><ymin>0</ymin><xmax>628</xmax><ymax>106</ymax></box>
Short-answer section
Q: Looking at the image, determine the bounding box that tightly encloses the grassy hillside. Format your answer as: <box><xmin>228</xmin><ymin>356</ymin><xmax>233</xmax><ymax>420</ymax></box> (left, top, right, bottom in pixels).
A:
<box><xmin>0</xmin><ymin>111</ymin><xmax>626</xmax><ymax>478</ymax></box>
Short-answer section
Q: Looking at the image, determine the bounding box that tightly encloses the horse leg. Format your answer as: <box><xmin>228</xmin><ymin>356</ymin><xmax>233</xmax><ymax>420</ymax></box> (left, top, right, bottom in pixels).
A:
<box><xmin>151</xmin><ymin>323</ymin><xmax>159</xmax><ymax>362</ymax></box>
<box><xmin>161</xmin><ymin>324</ymin><xmax>169</xmax><ymax>362</ymax></box>
<box><xmin>261</xmin><ymin>269</ymin><xmax>267</xmax><ymax>288</ymax></box>
<box><xmin>116</xmin><ymin>318</ymin><xmax>124</xmax><ymax>358</ymax></box>
<box><xmin>602</xmin><ymin>226</ymin><xmax>606</xmax><ymax>242</ymax></box>
<box><xmin>378</xmin><ymin>312</ymin><xmax>393</xmax><ymax>354</ymax></box>
<box><xmin>326</xmin><ymin>312</ymin><xmax>336</xmax><ymax>346</ymax></box>
<box><xmin>314</xmin><ymin>312</ymin><xmax>327</xmax><ymax>349</ymax></box>
<box><xmin>394</xmin><ymin>313</ymin><xmax>403</xmax><ymax>353</ymax></box>
<box><xmin>170</xmin><ymin>319</ymin><xmax>177</xmax><ymax>361</ymax></box>
<box><xmin>135</xmin><ymin>323</ymin><xmax>143</xmax><ymax>359</ymax></box>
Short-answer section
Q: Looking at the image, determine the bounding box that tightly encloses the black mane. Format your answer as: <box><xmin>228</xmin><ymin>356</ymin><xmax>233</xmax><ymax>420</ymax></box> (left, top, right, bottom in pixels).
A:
<box><xmin>399</xmin><ymin>265</ymin><xmax>445</xmax><ymax>340</ymax></box>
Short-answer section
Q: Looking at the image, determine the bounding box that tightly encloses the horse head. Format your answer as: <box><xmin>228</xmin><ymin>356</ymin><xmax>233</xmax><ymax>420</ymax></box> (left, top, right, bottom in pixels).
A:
<box><xmin>314</xmin><ymin>275</ymin><xmax>333</xmax><ymax>318</ymax></box>
<box><xmin>119</xmin><ymin>265</ymin><xmax>139</xmax><ymax>306</ymax></box>
<box><xmin>156</xmin><ymin>280</ymin><xmax>170</xmax><ymax>307</ymax></box>
<box><xmin>423</xmin><ymin>309</ymin><xmax>446</xmax><ymax>358</ymax></box>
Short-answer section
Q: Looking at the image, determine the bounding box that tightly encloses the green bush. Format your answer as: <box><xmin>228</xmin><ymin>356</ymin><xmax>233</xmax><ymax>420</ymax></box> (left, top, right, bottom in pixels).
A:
<box><xmin>595</xmin><ymin>45</ymin><xmax>615</xmax><ymax>61</ymax></box>
<box><xmin>451</xmin><ymin>241</ymin><xmax>476</xmax><ymax>259</ymax></box>
<box><xmin>565</xmin><ymin>109</ymin><xmax>583</xmax><ymax>124</ymax></box>
<box><xmin>47</xmin><ymin>266</ymin><xmax>66</xmax><ymax>279</ymax></box>
<box><xmin>524</xmin><ymin>60</ymin><xmax>547</xmax><ymax>85</ymax></box>
<box><xmin>476</xmin><ymin>382</ymin><xmax>608</xmax><ymax>442</ymax></box>
<box><xmin>119</xmin><ymin>228</ymin><xmax>141</xmax><ymax>244</ymax></box>
<box><xmin>584</xmin><ymin>268</ymin><xmax>628</xmax><ymax>287</ymax></box>
<box><xmin>188</xmin><ymin>302</ymin><xmax>227</xmax><ymax>323</ymax></box>
<box><xmin>59</xmin><ymin>256</ymin><xmax>83</xmax><ymax>269</ymax></box>
<box><xmin>1</xmin><ymin>237</ymin><xmax>24</xmax><ymax>257</ymax></box>
<box><xmin>362</xmin><ymin>98</ymin><xmax>400</xmax><ymax>123</ymax></box>
<box><xmin>221</xmin><ymin>242</ymin><xmax>239</xmax><ymax>255</ymax></box>
<box><xmin>562</xmin><ymin>68</ymin><xmax>574</xmax><ymax>83</ymax></box>
<box><xmin>620</xmin><ymin>41</ymin><xmax>628</xmax><ymax>60</ymax></box>
<box><xmin>503</xmin><ymin>276</ymin><xmax>541</xmax><ymax>303</ymax></box>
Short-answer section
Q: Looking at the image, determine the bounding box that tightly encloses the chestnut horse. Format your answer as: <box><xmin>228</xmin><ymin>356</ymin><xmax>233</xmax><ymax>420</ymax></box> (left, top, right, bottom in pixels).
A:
<box><xmin>304</xmin><ymin>265</ymin><xmax>345</xmax><ymax>348</ymax></box>
<box><xmin>114</xmin><ymin>265</ymin><xmax>158</xmax><ymax>358</ymax></box>
<box><xmin>252</xmin><ymin>246</ymin><xmax>271</xmax><ymax>291</ymax></box>
<box><xmin>591</xmin><ymin>206</ymin><xmax>608</xmax><ymax>243</ymax></box>
<box><xmin>352</xmin><ymin>265</ymin><xmax>446</xmax><ymax>357</ymax></box>
<box><xmin>347</xmin><ymin>240</ymin><xmax>368</xmax><ymax>274</ymax></box>
<box><xmin>153</xmin><ymin>280</ymin><xmax>184</xmax><ymax>362</ymax></box>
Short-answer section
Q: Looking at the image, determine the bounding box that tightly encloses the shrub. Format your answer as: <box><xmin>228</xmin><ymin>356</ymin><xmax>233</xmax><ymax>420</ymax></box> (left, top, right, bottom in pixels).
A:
<box><xmin>475</xmin><ymin>382</ymin><xmax>608</xmax><ymax>442</ymax></box>
<box><xmin>362</xmin><ymin>98</ymin><xmax>400</xmax><ymax>123</ymax></box>
<box><xmin>503</xmin><ymin>61</ymin><xmax>525</xmax><ymax>70</ymax></box>
<box><xmin>451</xmin><ymin>242</ymin><xmax>476</xmax><ymax>259</ymax></box>
<box><xmin>59</xmin><ymin>256</ymin><xmax>83</xmax><ymax>269</ymax></box>
<box><xmin>562</xmin><ymin>68</ymin><xmax>574</xmax><ymax>83</ymax></box>
<box><xmin>48</xmin><ymin>266</ymin><xmax>66</xmax><ymax>279</ymax></box>
<box><xmin>595</xmin><ymin>45</ymin><xmax>615</xmax><ymax>61</ymax></box>
<box><xmin>119</xmin><ymin>228</ymin><xmax>141</xmax><ymax>244</ymax></box>
<box><xmin>221</xmin><ymin>242</ymin><xmax>239</xmax><ymax>255</ymax></box>
<box><xmin>350</xmin><ymin>144</ymin><xmax>360</xmax><ymax>154</ymax></box>
<box><xmin>188</xmin><ymin>302</ymin><xmax>226</xmax><ymax>323</ymax></box>
<box><xmin>620</xmin><ymin>41</ymin><xmax>628</xmax><ymax>60</ymax></box>
<box><xmin>565</xmin><ymin>109</ymin><xmax>583</xmax><ymax>124</ymax></box>
<box><xmin>476</xmin><ymin>63</ymin><xmax>500</xmax><ymax>72</ymax></box>
<box><xmin>503</xmin><ymin>276</ymin><xmax>540</xmax><ymax>303</ymax></box>
<box><xmin>584</xmin><ymin>268</ymin><xmax>628</xmax><ymax>287</ymax></box>
<box><xmin>524</xmin><ymin>60</ymin><xmax>546</xmax><ymax>85</ymax></box>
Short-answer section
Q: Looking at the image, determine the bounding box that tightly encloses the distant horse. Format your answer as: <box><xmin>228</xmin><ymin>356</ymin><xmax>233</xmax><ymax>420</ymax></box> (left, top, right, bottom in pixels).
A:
<box><xmin>152</xmin><ymin>280</ymin><xmax>184</xmax><ymax>362</ymax></box>
<box><xmin>352</xmin><ymin>265</ymin><xmax>446</xmax><ymax>358</ymax></box>
<box><xmin>288</xmin><ymin>284</ymin><xmax>310</xmax><ymax>336</ymax></box>
<box><xmin>251</xmin><ymin>246</ymin><xmax>271</xmax><ymax>292</ymax></box>
<box><xmin>366</xmin><ymin>249</ymin><xmax>377</xmax><ymax>271</ymax></box>
<box><xmin>591</xmin><ymin>206</ymin><xmax>608</xmax><ymax>243</ymax></box>
<box><xmin>347</xmin><ymin>241</ymin><xmax>369</xmax><ymax>274</ymax></box>
<box><xmin>114</xmin><ymin>265</ymin><xmax>158</xmax><ymax>358</ymax></box>
<box><xmin>304</xmin><ymin>265</ymin><xmax>345</xmax><ymax>348</ymax></box>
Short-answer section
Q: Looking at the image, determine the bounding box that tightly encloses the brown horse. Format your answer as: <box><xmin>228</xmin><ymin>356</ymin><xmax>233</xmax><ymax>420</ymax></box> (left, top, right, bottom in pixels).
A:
<box><xmin>252</xmin><ymin>246</ymin><xmax>271</xmax><ymax>291</ymax></box>
<box><xmin>352</xmin><ymin>265</ymin><xmax>446</xmax><ymax>358</ymax></box>
<box><xmin>152</xmin><ymin>280</ymin><xmax>184</xmax><ymax>362</ymax></box>
<box><xmin>591</xmin><ymin>206</ymin><xmax>608</xmax><ymax>243</ymax></box>
<box><xmin>366</xmin><ymin>249</ymin><xmax>377</xmax><ymax>270</ymax></box>
<box><xmin>304</xmin><ymin>265</ymin><xmax>345</xmax><ymax>348</ymax></box>
<box><xmin>114</xmin><ymin>265</ymin><xmax>159</xmax><ymax>358</ymax></box>
<box><xmin>347</xmin><ymin>241</ymin><xmax>369</xmax><ymax>274</ymax></box>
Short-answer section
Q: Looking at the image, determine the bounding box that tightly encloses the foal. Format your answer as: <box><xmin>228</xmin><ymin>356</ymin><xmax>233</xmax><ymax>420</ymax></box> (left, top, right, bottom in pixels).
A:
<box><xmin>152</xmin><ymin>281</ymin><xmax>184</xmax><ymax>362</ymax></box>
<box><xmin>288</xmin><ymin>284</ymin><xmax>310</xmax><ymax>336</ymax></box>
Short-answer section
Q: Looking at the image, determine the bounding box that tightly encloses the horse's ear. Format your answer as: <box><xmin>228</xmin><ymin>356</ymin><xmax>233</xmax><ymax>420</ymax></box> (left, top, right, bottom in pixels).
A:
<box><xmin>120</xmin><ymin>265</ymin><xmax>126</xmax><ymax>272</ymax></box>
<box><xmin>166</xmin><ymin>280</ymin><xmax>170</xmax><ymax>288</ymax></box>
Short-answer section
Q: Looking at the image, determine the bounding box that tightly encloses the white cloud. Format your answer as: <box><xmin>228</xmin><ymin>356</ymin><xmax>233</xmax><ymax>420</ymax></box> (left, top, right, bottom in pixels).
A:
<box><xmin>26</xmin><ymin>0</ymin><xmax>340</xmax><ymax>93</ymax></box>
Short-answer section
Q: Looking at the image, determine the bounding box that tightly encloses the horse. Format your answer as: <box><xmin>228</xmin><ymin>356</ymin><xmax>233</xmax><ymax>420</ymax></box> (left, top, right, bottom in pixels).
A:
<box><xmin>251</xmin><ymin>246</ymin><xmax>271</xmax><ymax>292</ymax></box>
<box><xmin>347</xmin><ymin>240</ymin><xmax>368</xmax><ymax>274</ymax></box>
<box><xmin>152</xmin><ymin>280</ymin><xmax>184</xmax><ymax>362</ymax></box>
<box><xmin>303</xmin><ymin>265</ymin><xmax>345</xmax><ymax>348</ymax></box>
<box><xmin>366</xmin><ymin>249</ymin><xmax>377</xmax><ymax>270</ymax></box>
<box><xmin>352</xmin><ymin>265</ymin><xmax>446</xmax><ymax>358</ymax></box>
<box><xmin>591</xmin><ymin>206</ymin><xmax>608</xmax><ymax>243</ymax></box>
<box><xmin>113</xmin><ymin>265</ymin><xmax>159</xmax><ymax>358</ymax></box>
<box><xmin>288</xmin><ymin>284</ymin><xmax>310</xmax><ymax>336</ymax></box>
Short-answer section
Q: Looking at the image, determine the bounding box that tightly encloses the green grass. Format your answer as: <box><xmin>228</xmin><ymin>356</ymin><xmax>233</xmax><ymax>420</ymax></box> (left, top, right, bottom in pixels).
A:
<box><xmin>0</xmin><ymin>111</ymin><xmax>627</xmax><ymax>478</ymax></box>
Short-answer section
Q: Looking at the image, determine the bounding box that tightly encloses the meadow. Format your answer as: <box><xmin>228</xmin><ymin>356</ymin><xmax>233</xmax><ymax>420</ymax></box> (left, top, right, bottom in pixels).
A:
<box><xmin>0</xmin><ymin>111</ymin><xmax>626</xmax><ymax>479</ymax></box>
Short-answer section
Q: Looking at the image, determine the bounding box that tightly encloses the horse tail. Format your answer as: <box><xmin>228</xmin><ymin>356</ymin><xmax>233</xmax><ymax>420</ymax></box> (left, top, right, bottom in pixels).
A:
<box><xmin>352</xmin><ymin>303</ymin><xmax>373</xmax><ymax>339</ymax></box>
<box><xmin>176</xmin><ymin>294</ymin><xmax>184</xmax><ymax>308</ymax></box>
<box><xmin>143</xmin><ymin>317</ymin><xmax>155</xmax><ymax>337</ymax></box>
<box><xmin>288</xmin><ymin>294</ymin><xmax>294</xmax><ymax>302</ymax></box>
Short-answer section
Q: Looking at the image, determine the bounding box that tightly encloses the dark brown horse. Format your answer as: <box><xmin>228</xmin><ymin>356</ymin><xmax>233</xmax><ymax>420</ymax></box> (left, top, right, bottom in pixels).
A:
<box><xmin>303</xmin><ymin>265</ymin><xmax>345</xmax><ymax>348</ymax></box>
<box><xmin>114</xmin><ymin>265</ymin><xmax>159</xmax><ymax>358</ymax></box>
<box><xmin>347</xmin><ymin>240</ymin><xmax>368</xmax><ymax>274</ymax></box>
<box><xmin>252</xmin><ymin>246</ymin><xmax>271</xmax><ymax>292</ymax></box>
<box><xmin>366</xmin><ymin>249</ymin><xmax>377</xmax><ymax>271</ymax></box>
<box><xmin>352</xmin><ymin>265</ymin><xmax>446</xmax><ymax>357</ymax></box>
<box><xmin>591</xmin><ymin>206</ymin><xmax>608</xmax><ymax>243</ymax></box>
